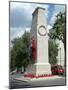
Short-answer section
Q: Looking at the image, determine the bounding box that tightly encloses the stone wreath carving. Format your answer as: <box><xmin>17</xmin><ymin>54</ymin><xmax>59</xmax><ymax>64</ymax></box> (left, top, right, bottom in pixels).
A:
<box><xmin>38</xmin><ymin>25</ymin><xmax>47</xmax><ymax>36</ymax></box>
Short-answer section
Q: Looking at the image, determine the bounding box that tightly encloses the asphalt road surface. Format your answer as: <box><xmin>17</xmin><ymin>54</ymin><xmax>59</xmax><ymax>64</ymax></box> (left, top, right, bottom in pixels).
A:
<box><xmin>9</xmin><ymin>76</ymin><xmax>66</xmax><ymax>89</ymax></box>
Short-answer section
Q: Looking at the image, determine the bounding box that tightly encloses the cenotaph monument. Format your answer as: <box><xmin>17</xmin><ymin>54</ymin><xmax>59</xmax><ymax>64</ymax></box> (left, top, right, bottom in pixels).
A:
<box><xmin>26</xmin><ymin>7</ymin><xmax>51</xmax><ymax>76</ymax></box>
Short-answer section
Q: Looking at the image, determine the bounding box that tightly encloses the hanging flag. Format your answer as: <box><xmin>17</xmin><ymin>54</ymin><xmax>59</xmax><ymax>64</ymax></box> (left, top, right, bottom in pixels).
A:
<box><xmin>31</xmin><ymin>37</ymin><xmax>36</xmax><ymax>62</ymax></box>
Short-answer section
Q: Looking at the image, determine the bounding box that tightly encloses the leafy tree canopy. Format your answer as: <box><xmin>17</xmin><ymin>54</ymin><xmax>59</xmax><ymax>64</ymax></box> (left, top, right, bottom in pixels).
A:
<box><xmin>48</xmin><ymin>39</ymin><xmax>58</xmax><ymax>65</ymax></box>
<box><xmin>49</xmin><ymin>12</ymin><xmax>66</xmax><ymax>51</ymax></box>
<box><xmin>10</xmin><ymin>31</ymin><xmax>31</xmax><ymax>72</ymax></box>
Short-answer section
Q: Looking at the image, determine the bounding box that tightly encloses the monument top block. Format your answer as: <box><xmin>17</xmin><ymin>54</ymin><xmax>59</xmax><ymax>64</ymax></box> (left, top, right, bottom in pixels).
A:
<box><xmin>32</xmin><ymin>7</ymin><xmax>45</xmax><ymax>16</ymax></box>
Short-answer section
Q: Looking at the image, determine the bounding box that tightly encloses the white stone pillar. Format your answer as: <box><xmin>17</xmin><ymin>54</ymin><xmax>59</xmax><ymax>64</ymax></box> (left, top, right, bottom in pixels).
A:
<box><xmin>27</xmin><ymin>7</ymin><xmax>51</xmax><ymax>75</ymax></box>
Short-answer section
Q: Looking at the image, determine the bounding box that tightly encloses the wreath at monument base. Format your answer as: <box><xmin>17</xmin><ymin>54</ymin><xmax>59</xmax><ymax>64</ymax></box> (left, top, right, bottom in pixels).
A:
<box><xmin>24</xmin><ymin>73</ymin><xmax>55</xmax><ymax>78</ymax></box>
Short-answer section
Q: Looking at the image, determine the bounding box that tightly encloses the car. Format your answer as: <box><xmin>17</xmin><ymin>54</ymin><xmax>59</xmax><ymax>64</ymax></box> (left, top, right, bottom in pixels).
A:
<box><xmin>51</xmin><ymin>65</ymin><xmax>64</xmax><ymax>75</ymax></box>
<box><xmin>57</xmin><ymin>65</ymin><xmax>64</xmax><ymax>75</ymax></box>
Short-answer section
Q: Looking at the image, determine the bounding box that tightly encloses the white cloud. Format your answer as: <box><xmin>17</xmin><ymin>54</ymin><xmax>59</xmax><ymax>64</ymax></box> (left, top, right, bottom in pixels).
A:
<box><xmin>10</xmin><ymin>2</ymin><xmax>49</xmax><ymax>8</ymax></box>
<box><xmin>10</xmin><ymin>27</ymin><xmax>30</xmax><ymax>41</ymax></box>
<box><xmin>10</xmin><ymin>2</ymin><xmax>49</xmax><ymax>14</ymax></box>
<box><xmin>47</xmin><ymin>25</ymin><xmax>52</xmax><ymax>33</ymax></box>
<box><xmin>50</xmin><ymin>5</ymin><xmax>65</xmax><ymax>25</ymax></box>
<box><xmin>10</xmin><ymin>2</ymin><xmax>32</xmax><ymax>9</ymax></box>
<box><xmin>26</xmin><ymin>27</ymin><xmax>30</xmax><ymax>32</ymax></box>
<box><xmin>47</xmin><ymin>24</ymin><xmax>52</xmax><ymax>30</ymax></box>
<box><xmin>10</xmin><ymin>2</ymin><xmax>49</xmax><ymax>28</ymax></box>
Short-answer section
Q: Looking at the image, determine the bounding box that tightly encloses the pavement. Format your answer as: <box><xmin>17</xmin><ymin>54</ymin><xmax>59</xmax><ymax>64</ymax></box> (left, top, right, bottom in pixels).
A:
<box><xmin>9</xmin><ymin>74</ymin><xmax>66</xmax><ymax>89</ymax></box>
<box><xmin>15</xmin><ymin>75</ymin><xmax>65</xmax><ymax>82</ymax></box>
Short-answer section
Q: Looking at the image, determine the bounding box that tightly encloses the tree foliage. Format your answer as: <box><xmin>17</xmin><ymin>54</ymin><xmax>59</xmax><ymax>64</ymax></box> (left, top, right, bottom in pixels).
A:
<box><xmin>10</xmin><ymin>49</ymin><xmax>16</xmax><ymax>71</ymax></box>
<box><xmin>48</xmin><ymin>39</ymin><xmax>58</xmax><ymax>65</ymax></box>
<box><xmin>49</xmin><ymin>12</ymin><xmax>66</xmax><ymax>51</ymax></box>
<box><xmin>10</xmin><ymin>31</ymin><xmax>31</xmax><ymax>72</ymax></box>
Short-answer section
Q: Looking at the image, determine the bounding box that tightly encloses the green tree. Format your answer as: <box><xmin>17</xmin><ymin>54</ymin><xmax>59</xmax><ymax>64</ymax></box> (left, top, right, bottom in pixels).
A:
<box><xmin>21</xmin><ymin>31</ymin><xmax>31</xmax><ymax>72</ymax></box>
<box><xmin>49</xmin><ymin>12</ymin><xmax>66</xmax><ymax>52</ymax></box>
<box><xmin>48</xmin><ymin>39</ymin><xmax>58</xmax><ymax>65</ymax></box>
<box><xmin>49</xmin><ymin>12</ymin><xmax>66</xmax><ymax>70</ymax></box>
<box><xmin>10</xmin><ymin>31</ymin><xmax>31</xmax><ymax>72</ymax></box>
<box><xmin>10</xmin><ymin>49</ymin><xmax>16</xmax><ymax>71</ymax></box>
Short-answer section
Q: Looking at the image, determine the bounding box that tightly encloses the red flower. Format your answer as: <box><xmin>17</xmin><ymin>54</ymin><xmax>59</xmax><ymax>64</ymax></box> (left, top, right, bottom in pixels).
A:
<box><xmin>31</xmin><ymin>37</ymin><xmax>36</xmax><ymax>62</ymax></box>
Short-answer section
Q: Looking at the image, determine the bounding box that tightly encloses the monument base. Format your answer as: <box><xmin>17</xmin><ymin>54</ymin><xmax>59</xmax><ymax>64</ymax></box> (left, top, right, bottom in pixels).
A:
<box><xmin>25</xmin><ymin>63</ymin><xmax>51</xmax><ymax>75</ymax></box>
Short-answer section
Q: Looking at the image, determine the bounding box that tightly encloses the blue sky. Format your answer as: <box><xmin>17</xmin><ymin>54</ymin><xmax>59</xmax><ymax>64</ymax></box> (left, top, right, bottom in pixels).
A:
<box><xmin>10</xmin><ymin>2</ymin><xmax>65</xmax><ymax>41</ymax></box>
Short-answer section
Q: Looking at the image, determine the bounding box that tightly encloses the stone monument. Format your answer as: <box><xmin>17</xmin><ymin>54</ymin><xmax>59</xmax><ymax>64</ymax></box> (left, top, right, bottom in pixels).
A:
<box><xmin>26</xmin><ymin>7</ymin><xmax>51</xmax><ymax>76</ymax></box>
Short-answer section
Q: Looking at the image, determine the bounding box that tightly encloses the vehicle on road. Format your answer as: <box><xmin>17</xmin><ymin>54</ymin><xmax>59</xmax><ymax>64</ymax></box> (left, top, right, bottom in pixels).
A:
<box><xmin>51</xmin><ymin>65</ymin><xmax>64</xmax><ymax>75</ymax></box>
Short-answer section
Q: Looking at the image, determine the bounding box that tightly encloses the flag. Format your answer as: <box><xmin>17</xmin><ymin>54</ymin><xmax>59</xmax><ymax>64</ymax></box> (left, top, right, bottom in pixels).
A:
<box><xmin>31</xmin><ymin>37</ymin><xmax>36</xmax><ymax>62</ymax></box>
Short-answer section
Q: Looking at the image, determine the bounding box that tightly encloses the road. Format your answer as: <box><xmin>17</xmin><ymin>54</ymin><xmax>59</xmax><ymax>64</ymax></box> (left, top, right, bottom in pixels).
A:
<box><xmin>9</xmin><ymin>75</ymin><xmax>66</xmax><ymax>89</ymax></box>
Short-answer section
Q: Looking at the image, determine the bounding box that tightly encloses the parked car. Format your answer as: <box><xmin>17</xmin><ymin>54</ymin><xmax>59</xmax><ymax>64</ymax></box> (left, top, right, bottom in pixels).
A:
<box><xmin>51</xmin><ymin>65</ymin><xmax>64</xmax><ymax>75</ymax></box>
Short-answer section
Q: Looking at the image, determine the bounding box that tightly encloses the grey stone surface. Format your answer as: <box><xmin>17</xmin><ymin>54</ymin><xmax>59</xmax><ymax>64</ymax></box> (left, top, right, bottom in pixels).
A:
<box><xmin>27</xmin><ymin>7</ymin><xmax>51</xmax><ymax>75</ymax></box>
